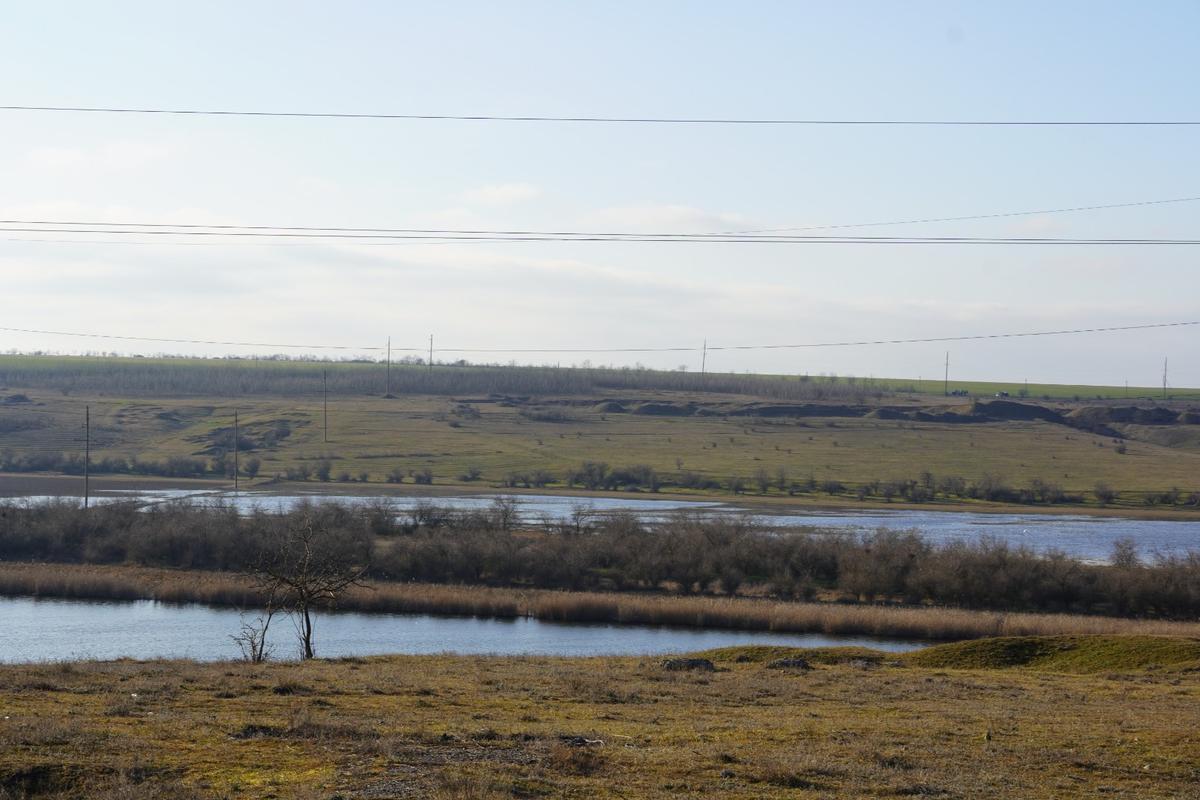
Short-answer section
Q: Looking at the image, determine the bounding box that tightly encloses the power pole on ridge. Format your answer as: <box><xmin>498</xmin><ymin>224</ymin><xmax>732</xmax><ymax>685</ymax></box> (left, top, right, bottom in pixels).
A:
<box><xmin>83</xmin><ymin>405</ymin><xmax>90</xmax><ymax>510</ymax></box>
<box><xmin>428</xmin><ymin>334</ymin><xmax>434</xmax><ymax>373</ymax></box>
<box><xmin>233</xmin><ymin>409</ymin><xmax>239</xmax><ymax>493</ymax></box>
<box><xmin>943</xmin><ymin>352</ymin><xmax>950</xmax><ymax>397</ymax></box>
<box><xmin>323</xmin><ymin>370</ymin><xmax>329</xmax><ymax>443</ymax></box>
<box><xmin>386</xmin><ymin>336</ymin><xmax>391</xmax><ymax>396</ymax></box>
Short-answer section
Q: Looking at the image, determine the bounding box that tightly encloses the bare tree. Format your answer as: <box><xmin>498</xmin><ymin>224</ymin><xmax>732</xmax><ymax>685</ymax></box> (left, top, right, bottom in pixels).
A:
<box><xmin>232</xmin><ymin>605</ymin><xmax>276</xmax><ymax>663</ymax></box>
<box><xmin>249</xmin><ymin>514</ymin><xmax>368</xmax><ymax>659</ymax></box>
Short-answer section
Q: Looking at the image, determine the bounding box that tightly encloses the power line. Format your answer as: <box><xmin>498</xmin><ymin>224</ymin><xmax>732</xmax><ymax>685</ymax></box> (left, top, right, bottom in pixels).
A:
<box><xmin>0</xmin><ymin>326</ymin><xmax>395</xmax><ymax>351</ymax></box>
<box><xmin>2</xmin><ymin>320</ymin><xmax>1195</xmax><ymax>355</ymax></box>
<box><xmin>717</xmin><ymin>195</ymin><xmax>1200</xmax><ymax>235</ymax></box>
<box><xmin>9</xmin><ymin>192</ymin><xmax>1200</xmax><ymax>239</ymax></box>
<box><xmin>3</xmin><ymin>224</ymin><xmax>1200</xmax><ymax>246</ymax></box>
<box><xmin>6</xmin><ymin>193</ymin><xmax>1199</xmax><ymax>249</ymax></box>
<box><xmin>3</xmin><ymin>105</ymin><xmax>1200</xmax><ymax>126</ymax></box>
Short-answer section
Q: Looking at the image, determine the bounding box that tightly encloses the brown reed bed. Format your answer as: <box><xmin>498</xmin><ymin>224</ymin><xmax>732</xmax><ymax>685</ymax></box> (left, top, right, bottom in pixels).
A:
<box><xmin>1</xmin><ymin>560</ymin><xmax>1197</xmax><ymax>641</ymax></box>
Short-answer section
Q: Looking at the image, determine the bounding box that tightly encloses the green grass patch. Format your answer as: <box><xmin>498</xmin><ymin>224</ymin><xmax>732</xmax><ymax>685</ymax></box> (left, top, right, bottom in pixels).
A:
<box><xmin>902</xmin><ymin>635</ymin><xmax>1200</xmax><ymax>672</ymax></box>
<box><xmin>695</xmin><ymin>645</ymin><xmax>889</xmax><ymax>665</ymax></box>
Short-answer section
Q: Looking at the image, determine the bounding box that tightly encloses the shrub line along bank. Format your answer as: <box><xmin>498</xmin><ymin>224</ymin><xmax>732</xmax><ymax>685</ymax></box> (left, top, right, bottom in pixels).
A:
<box><xmin>2</xmin><ymin>499</ymin><xmax>1199</xmax><ymax>619</ymax></box>
<box><xmin>2</xmin><ymin>562</ymin><xmax>1199</xmax><ymax>642</ymax></box>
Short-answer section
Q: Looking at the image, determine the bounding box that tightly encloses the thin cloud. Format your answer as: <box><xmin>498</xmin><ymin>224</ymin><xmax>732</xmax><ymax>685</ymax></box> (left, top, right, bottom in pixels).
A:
<box><xmin>460</xmin><ymin>182</ymin><xmax>542</xmax><ymax>205</ymax></box>
<box><xmin>585</xmin><ymin>204</ymin><xmax>753</xmax><ymax>232</ymax></box>
<box><xmin>21</xmin><ymin>140</ymin><xmax>175</xmax><ymax>173</ymax></box>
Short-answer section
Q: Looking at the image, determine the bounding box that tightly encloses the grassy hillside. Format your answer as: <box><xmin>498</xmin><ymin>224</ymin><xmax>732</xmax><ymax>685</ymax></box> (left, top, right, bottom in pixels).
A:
<box><xmin>3</xmin><ymin>390</ymin><xmax>1199</xmax><ymax>506</ymax></box>
<box><xmin>2</xmin><ymin>636</ymin><xmax>1197</xmax><ymax>798</ymax></box>
<box><xmin>2</xmin><ymin>355</ymin><xmax>1199</xmax><ymax>508</ymax></box>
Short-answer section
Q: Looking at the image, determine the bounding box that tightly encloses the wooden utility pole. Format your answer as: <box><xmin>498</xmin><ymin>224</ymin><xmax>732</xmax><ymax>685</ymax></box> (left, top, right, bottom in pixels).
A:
<box><xmin>323</xmin><ymin>370</ymin><xmax>329</xmax><ymax>443</ymax></box>
<box><xmin>83</xmin><ymin>405</ymin><xmax>90</xmax><ymax>510</ymax></box>
<box><xmin>386</xmin><ymin>336</ymin><xmax>391</xmax><ymax>396</ymax></box>
<box><xmin>233</xmin><ymin>409</ymin><xmax>239</xmax><ymax>492</ymax></box>
<box><xmin>943</xmin><ymin>352</ymin><xmax>950</xmax><ymax>396</ymax></box>
<box><xmin>428</xmin><ymin>334</ymin><xmax>434</xmax><ymax>373</ymax></box>
<box><xmin>701</xmin><ymin>338</ymin><xmax>707</xmax><ymax>376</ymax></box>
<box><xmin>1163</xmin><ymin>357</ymin><xmax>1169</xmax><ymax>400</ymax></box>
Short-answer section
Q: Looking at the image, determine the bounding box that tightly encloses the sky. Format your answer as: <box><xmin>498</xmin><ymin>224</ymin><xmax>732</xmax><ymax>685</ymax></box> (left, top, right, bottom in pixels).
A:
<box><xmin>1</xmin><ymin>1</ymin><xmax>1197</xmax><ymax>387</ymax></box>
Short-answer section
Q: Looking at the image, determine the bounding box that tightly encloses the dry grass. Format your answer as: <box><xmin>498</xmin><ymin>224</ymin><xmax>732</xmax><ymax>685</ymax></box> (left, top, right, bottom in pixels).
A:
<box><xmin>3</xmin><ymin>382</ymin><xmax>1200</xmax><ymax>502</ymax></box>
<box><xmin>0</xmin><ymin>639</ymin><xmax>1198</xmax><ymax>798</ymax></box>
<box><xmin>3</xmin><ymin>561</ymin><xmax>1199</xmax><ymax>642</ymax></box>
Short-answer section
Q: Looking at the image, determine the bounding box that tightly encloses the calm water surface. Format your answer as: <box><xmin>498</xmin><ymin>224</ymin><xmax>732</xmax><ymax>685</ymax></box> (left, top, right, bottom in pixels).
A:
<box><xmin>0</xmin><ymin>596</ymin><xmax>925</xmax><ymax>663</ymax></box>
<box><xmin>12</xmin><ymin>488</ymin><xmax>1199</xmax><ymax>563</ymax></box>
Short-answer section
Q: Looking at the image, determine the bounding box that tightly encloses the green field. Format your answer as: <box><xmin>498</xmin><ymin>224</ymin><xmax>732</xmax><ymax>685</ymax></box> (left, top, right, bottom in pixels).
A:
<box><xmin>2</xmin><ymin>355</ymin><xmax>1199</xmax><ymax>510</ymax></box>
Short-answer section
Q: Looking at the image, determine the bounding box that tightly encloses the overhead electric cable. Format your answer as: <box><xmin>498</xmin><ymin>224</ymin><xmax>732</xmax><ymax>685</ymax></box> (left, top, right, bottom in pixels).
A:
<box><xmin>6</xmin><ymin>193</ymin><xmax>1199</xmax><ymax>248</ymax></box>
<box><xmin>2</xmin><ymin>225</ymin><xmax>1200</xmax><ymax>245</ymax></box>
<box><xmin>2</xmin><ymin>105</ymin><xmax>1199</xmax><ymax>126</ymax></box>
<box><xmin>8</xmin><ymin>193</ymin><xmax>1200</xmax><ymax>238</ymax></box>
<box><xmin>2</xmin><ymin>320</ymin><xmax>1195</xmax><ymax>354</ymax></box>
<box><xmin>0</xmin><ymin>326</ymin><xmax>396</xmax><ymax>351</ymax></box>
<box><xmin>716</xmin><ymin>195</ymin><xmax>1200</xmax><ymax>235</ymax></box>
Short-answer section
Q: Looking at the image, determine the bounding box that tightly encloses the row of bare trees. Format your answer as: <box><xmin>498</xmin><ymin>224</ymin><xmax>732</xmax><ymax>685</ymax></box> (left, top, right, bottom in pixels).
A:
<box><xmin>4</xmin><ymin>500</ymin><xmax>1199</xmax><ymax>632</ymax></box>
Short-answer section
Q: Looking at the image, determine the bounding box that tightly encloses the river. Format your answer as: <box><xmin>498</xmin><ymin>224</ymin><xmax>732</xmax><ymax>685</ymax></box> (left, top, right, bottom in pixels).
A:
<box><xmin>10</xmin><ymin>488</ymin><xmax>1199</xmax><ymax>563</ymax></box>
<box><xmin>0</xmin><ymin>596</ymin><xmax>925</xmax><ymax>663</ymax></box>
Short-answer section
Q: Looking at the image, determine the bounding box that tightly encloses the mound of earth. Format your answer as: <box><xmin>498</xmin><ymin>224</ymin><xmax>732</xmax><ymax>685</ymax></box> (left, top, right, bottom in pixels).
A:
<box><xmin>866</xmin><ymin>407</ymin><xmax>912</xmax><ymax>420</ymax></box>
<box><xmin>970</xmin><ymin>399</ymin><xmax>1066</xmax><ymax>424</ymax></box>
<box><xmin>187</xmin><ymin>418</ymin><xmax>295</xmax><ymax>455</ymax></box>
<box><xmin>1068</xmin><ymin>405</ymin><xmax>1192</xmax><ymax>427</ymax></box>
<box><xmin>630</xmin><ymin>402</ymin><xmax>697</xmax><ymax>416</ymax></box>
<box><xmin>726</xmin><ymin>403</ymin><xmax>866</xmax><ymax>418</ymax></box>
<box><xmin>912</xmin><ymin>410</ymin><xmax>973</xmax><ymax>423</ymax></box>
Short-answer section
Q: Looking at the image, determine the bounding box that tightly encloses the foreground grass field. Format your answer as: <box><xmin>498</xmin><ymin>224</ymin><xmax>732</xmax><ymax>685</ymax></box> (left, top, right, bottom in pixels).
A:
<box><xmin>2</xmin><ymin>636</ymin><xmax>1198</xmax><ymax>799</ymax></box>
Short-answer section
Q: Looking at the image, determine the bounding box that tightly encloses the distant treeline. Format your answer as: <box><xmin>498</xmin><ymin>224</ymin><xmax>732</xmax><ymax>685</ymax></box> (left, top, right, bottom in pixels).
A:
<box><xmin>1</xmin><ymin>500</ymin><xmax>1197</xmax><ymax>619</ymax></box>
<box><xmin>0</xmin><ymin>356</ymin><xmax>898</xmax><ymax>401</ymax></box>
<box><xmin>0</xmin><ymin>450</ymin><xmax>254</xmax><ymax>479</ymax></box>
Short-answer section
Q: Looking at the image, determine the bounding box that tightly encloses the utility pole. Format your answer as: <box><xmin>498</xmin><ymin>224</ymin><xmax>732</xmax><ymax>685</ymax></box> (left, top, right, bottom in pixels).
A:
<box><xmin>428</xmin><ymin>334</ymin><xmax>434</xmax><ymax>373</ymax></box>
<box><xmin>700</xmin><ymin>338</ymin><xmax>707</xmax><ymax>376</ymax></box>
<box><xmin>233</xmin><ymin>409</ymin><xmax>239</xmax><ymax>493</ymax></box>
<box><xmin>1163</xmin><ymin>357</ymin><xmax>1169</xmax><ymax>400</ymax></box>
<box><xmin>83</xmin><ymin>405</ymin><xmax>90</xmax><ymax>510</ymax></box>
<box><xmin>323</xmin><ymin>370</ymin><xmax>329</xmax><ymax>443</ymax></box>
<box><xmin>943</xmin><ymin>351</ymin><xmax>950</xmax><ymax>396</ymax></box>
<box><xmin>386</xmin><ymin>336</ymin><xmax>391</xmax><ymax>396</ymax></box>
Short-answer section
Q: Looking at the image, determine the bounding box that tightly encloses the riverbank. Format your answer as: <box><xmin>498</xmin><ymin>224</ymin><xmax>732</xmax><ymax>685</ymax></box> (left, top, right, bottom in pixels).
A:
<box><xmin>3</xmin><ymin>562</ymin><xmax>1198</xmax><ymax>642</ymax></box>
<box><xmin>2</xmin><ymin>636</ymin><xmax>1198</xmax><ymax>798</ymax></box>
<box><xmin>4</xmin><ymin>471</ymin><xmax>1197</xmax><ymax>520</ymax></box>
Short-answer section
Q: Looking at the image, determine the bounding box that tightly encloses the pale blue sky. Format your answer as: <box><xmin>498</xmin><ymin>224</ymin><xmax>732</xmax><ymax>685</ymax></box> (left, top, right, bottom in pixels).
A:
<box><xmin>1</xmin><ymin>1</ymin><xmax>1197</xmax><ymax>386</ymax></box>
